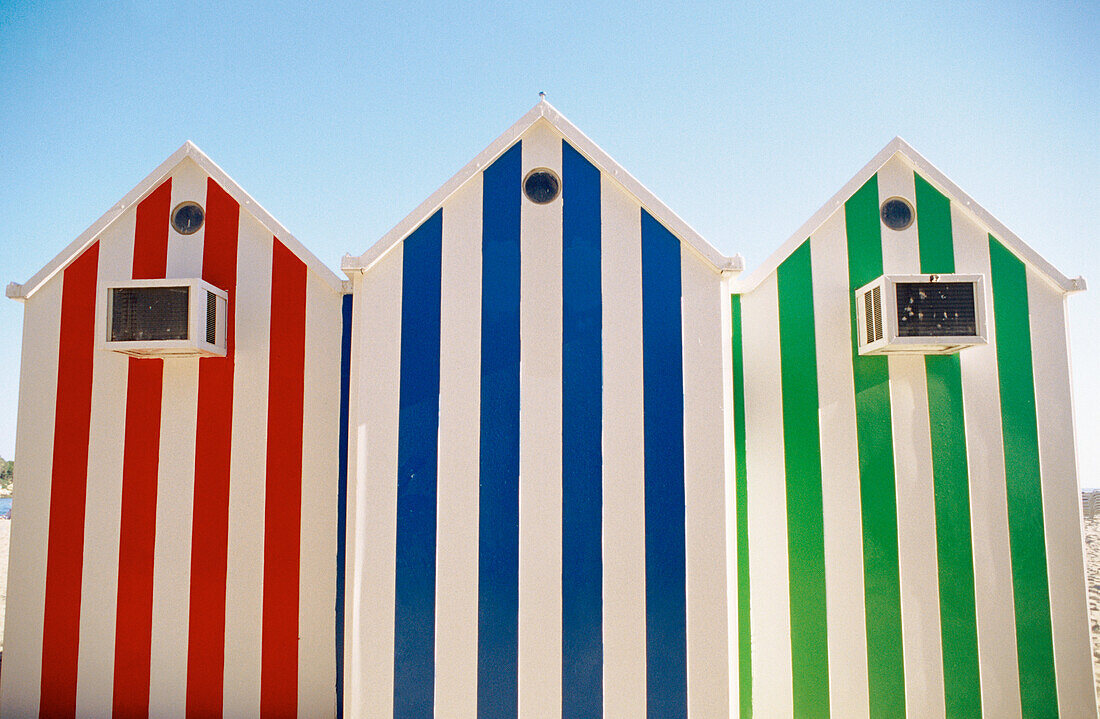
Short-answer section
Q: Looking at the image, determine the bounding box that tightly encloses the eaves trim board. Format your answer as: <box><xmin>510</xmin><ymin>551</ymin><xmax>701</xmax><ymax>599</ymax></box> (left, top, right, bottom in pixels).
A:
<box><xmin>7</xmin><ymin>141</ymin><xmax>347</xmax><ymax>301</ymax></box>
<box><xmin>730</xmin><ymin>137</ymin><xmax>1085</xmax><ymax>296</ymax></box>
<box><xmin>341</xmin><ymin>98</ymin><xmax>744</xmax><ymax>278</ymax></box>
<box><xmin>7</xmin><ymin>123</ymin><xmax>1080</xmax><ymax>301</ymax></box>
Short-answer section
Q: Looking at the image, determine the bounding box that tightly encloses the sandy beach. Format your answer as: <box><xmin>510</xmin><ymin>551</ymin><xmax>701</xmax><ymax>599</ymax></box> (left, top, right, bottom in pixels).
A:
<box><xmin>1082</xmin><ymin>514</ymin><xmax>1100</xmax><ymax>705</ymax></box>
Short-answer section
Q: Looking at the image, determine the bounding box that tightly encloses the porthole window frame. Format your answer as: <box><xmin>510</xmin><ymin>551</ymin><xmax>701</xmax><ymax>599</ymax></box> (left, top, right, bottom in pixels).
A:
<box><xmin>171</xmin><ymin>201</ymin><xmax>205</xmax><ymax>235</ymax></box>
<box><xmin>522</xmin><ymin>168</ymin><xmax>561</xmax><ymax>205</ymax></box>
<box><xmin>880</xmin><ymin>196</ymin><xmax>915</xmax><ymax>232</ymax></box>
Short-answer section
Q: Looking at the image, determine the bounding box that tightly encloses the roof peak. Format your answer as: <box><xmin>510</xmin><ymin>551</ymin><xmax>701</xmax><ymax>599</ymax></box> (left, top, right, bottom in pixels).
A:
<box><xmin>342</xmin><ymin>100</ymin><xmax>742</xmax><ymax>276</ymax></box>
<box><xmin>731</xmin><ymin>136</ymin><xmax>1084</xmax><ymax>294</ymax></box>
<box><xmin>8</xmin><ymin>141</ymin><xmax>345</xmax><ymax>300</ymax></box>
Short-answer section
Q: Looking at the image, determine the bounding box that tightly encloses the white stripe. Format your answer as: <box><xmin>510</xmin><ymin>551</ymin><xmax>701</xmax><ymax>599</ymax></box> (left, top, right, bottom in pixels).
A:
<box><xmin>680</xmin><ymin>250</ymin><xmax>731</xmax><ymax>716</ymax></box>
<box><xmin>720</xmin><ymin>273</ymin><xmax>738</xmax><ymax>715</ymax></box>
<box><xmin>1026</xmin><ymin>268</ymin><xmax>1098</xmax><ymax>716</ymax></box>
<box><xmin>518</xmin><ymin>123</ymin><xmax>563</xmax><ymax>715</ymax></box>
<box><xmin>344</xmin><ymin>243</ymin><xmax>403</xmax><ymax>719</ymax></box>
<box><xmin>741</xmin><ymin>271</ymin><xmax>793</xmax><ymax>717</ymax></box>
<box><xmin>148</xmin><ymin>164</ymin><xmax>207</xmax><ymax>715</ymax></box>
<box><xmin>809</xmin><ymin>209</ymin><xmax>870</xmax><ymax>718</ymax></box>
<box><xmin>297</xmin><ymin>274</ymin><xmax>341</xmax><ymax>717</ymax></box>
<box><xmin>0</xmin><ymin>272</ymin><xmax>63</xmax><ymax>717</ymax></box>
<box><xmin>166</xmin><ymin>159</ymin><xmax>208</xmax><ymax>278</ymax></box>
<box><xmin>878</xmin><ymin>158</ymin><xmax>946</xmax><ymax>717</ymax></box>
<box><xmin>434</xmin><ymin>173</ymin><xmax>483</xmax><ymax>717</ymax></box>
<box><xmin>952</xmin><ymin>206</ymin><xmax>1022</xmax><ymax>718</ymax></box>
<box><xmin>599</xmin><ymin>177</ymin><xmax>647</xmax><ymax>717</ymax></box>
<box><xmin>223</xmin><ymin>213</ymin><xmax>273</xmax><ymax>716</ymax></box>
<box><xmin>148</xmin><ymin>358</ymin><xmax>198</xmax><ymax>717</ymax></box>
<box><xmin>75</xmin><ymin>210</ymin><xmax>135</xmax><ymax>716</ymax></box>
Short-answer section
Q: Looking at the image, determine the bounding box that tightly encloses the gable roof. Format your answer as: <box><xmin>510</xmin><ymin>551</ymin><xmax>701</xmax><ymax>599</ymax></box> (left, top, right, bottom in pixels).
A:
<box><xmin>7</xmin><ymin>141</ymin><xmax>346</xmax><ymax>301</ymax></box>
<box><xmin>342</xmin><ymin>98</ymin><xmax>744</xmax><ymax>276</ymax></box>
<box><xmin>731</xmin><ymin>137</ymin><xmax>1086</xmax><ymax>295</ymax></box>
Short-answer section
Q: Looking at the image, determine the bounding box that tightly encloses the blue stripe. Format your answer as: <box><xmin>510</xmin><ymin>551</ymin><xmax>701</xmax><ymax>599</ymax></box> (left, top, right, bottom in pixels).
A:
<box><xmin>393</xmin><ymin>210</ymin><xmax>443</xmax><ymax>717</ymax></box>
<box><xmin>561</xmin><ymin>140</ymin><xmax>604</xmax><ymax>718</ymax></box>
<box><xmin>335</xmin><ymin>292</ymin><xmax>352</xmax><ymax>719</ymax></box>
<box><xmin>478</xmin><ymin>142</ymin><xmax>522</xmax><ymax>719</ymax></box>
<box><xmin>640</xmin><ymin>210</ymin><xmax>687</xmax><ymax>718</ymax></box>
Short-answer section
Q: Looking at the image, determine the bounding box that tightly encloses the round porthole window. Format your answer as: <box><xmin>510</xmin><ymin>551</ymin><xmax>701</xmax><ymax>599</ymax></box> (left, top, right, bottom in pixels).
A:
<box><xmin>880</xmin><ymin>197</ymin><xmax>914</xmax><ymax>231</ymax></box>
<box><xmin>171</xmin><ymin>201</ymin><xmax>205</xmax><ymax>235</ymax></box>
<box><xmin>523</xmin><ymin>169</ymin><xmax>561</xmax><ymax>204</ymax></box>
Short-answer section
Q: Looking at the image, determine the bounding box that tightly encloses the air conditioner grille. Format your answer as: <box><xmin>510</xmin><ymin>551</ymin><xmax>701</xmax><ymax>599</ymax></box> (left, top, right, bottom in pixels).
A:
<box><xmin>896</xmin><ymin>282</ymin><xmax>977</xmax><ymax>337</ymax></box>
<box><xmin>865</xmin><ymin>285</ymin><xmax>883</xmax><ymax>344</ymax></box>
<box><xmin>206</xmin><ymin>290</ymin><xmax>217</xmax><ymax>344</ymax></box>
<box><xmin>110</xmin><ymin>287</ymin><xmax>189</xmax><ymax>341</ymax></box>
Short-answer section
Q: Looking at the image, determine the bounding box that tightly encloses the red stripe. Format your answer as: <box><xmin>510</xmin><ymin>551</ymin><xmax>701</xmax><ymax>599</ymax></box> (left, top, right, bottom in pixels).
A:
<box><xmin>131</xmin><ymin>180</ymin><xmax>171</xmax><ymax>279</ymax></box>
<box><xmin>39</xmin><ymin>242</ymin><xmax>99</xmax><ymax>717</ymax></box>
<box><xmin>186</xmin><ymin>178</ymin><xmax>239</xmax><ymax>717</ymax></box>
<box><xmin>260</xmin><ymin>240</ymin><xmax>307</xmax><ymax>717</ymax></box>
<box><xmin>113</xmin><ymin>178</ymin><xmax>172</xmax><ymax>718</ymax></box>
<box><xmin>112</xmin><ymin>359</ymin><xmax>164</xmax><ymax>717</ymax></box>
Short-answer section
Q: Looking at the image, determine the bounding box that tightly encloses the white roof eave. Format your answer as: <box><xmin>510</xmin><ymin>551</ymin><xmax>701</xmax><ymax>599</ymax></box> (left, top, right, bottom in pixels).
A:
<box><xmin>730</xmin><ymin>137</ymin><xmax>1085</xmax><ymax>295</ymax></box>
<box><xmin>9</xmin><ymin>141</ymin><xmax>346</xmax><ymax>301</ymax></box>
<box><xmin>342</xmin><ymin>99</ymin><xmax>743</xmax><ymax>278</ymax></box>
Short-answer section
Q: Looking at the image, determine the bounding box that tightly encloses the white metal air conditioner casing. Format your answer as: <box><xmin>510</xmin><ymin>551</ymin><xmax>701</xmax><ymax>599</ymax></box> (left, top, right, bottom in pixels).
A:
<box><xmin>99</xmin><ymin>278</ymin><xmax>229</xmax><ymax>358</ymax></box>
<box><xmin>855</xmin><ymin>273</ymin><xmax>987</xmax><ymax>355</ymax></box>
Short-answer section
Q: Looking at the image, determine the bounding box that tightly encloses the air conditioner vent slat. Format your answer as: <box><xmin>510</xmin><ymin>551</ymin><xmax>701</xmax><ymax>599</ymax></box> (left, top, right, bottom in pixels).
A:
<box><xmin>864</xmin><ymin>288</ymin><xmax>875</xmax><ymax>345</ymax></box>
<box><xmin>206</xmin><ymin>290</ymin><xmax>217</xmax><ymax>345</ymax></box>
<box><xmin>872</xmin><ymin>285</ymin><xmax>883</xmax><ymax>342</ymax></box>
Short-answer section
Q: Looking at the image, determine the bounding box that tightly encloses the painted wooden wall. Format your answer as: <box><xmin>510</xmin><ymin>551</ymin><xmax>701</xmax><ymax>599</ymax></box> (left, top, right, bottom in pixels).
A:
<box><xmin>4</xmin><ymin>118</ymin><xmax>1094</xmax><ymax>719</ymax></box>
<box><xmin>343</xmin><ymin>119</ymin><xmax>734</xmax><ymax>718</ymax></box>
<box><xmin>730</xmin><ymin>154</ymin><xmax>1095</xmax><ymax>718</ymax></box>
<box><xmin>1</xmin><ymin>156</ymin><xmax>345</xmax><ymax>718</ymax></box>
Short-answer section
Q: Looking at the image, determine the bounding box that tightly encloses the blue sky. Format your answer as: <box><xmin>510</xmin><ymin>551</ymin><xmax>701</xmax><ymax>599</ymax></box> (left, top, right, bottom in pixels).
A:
<box><xmin>1</xmin><ymin>1</ymin><xmax>1097</xmax><ymax>482</ymax></box>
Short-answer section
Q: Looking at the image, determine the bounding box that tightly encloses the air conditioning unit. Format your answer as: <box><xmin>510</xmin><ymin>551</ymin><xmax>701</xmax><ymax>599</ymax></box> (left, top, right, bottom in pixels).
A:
<box><xmin>854</xmin><ymin>274</ymin><xmax>987</xmax><ymax>355</ymax></box>
<box><xmin>99</xmin><ymin>278</ymin><xmax>228</xmax><ymax>358</ymax></box>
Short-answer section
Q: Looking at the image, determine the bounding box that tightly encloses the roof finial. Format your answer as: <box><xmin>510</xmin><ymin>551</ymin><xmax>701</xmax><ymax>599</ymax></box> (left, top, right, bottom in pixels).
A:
<box><xmin>538</xmin><ymin>91</ymin><xmax>546</xmax><ymax>101</ymax></box>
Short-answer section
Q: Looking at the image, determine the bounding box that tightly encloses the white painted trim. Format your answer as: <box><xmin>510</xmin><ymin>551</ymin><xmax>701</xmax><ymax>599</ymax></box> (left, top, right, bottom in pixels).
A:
<box><xmin>720</xmin><ymin>273</ymin><xmax>739</xmax><ymax>716</ymax></box>
<box><xmin>731</xmin><ymin>138</ymin><xmax>1084</xmax><ymax>295</ymax></box>
<box><xmin>680</xmin><ymin>249</ymin><xmax>732</xmax><ymax>716</ymax></box>
<box><xmin>342</xmin><ymin>99</ymin><xmax>742</xmax><ymax>277</ymax></box>
<box><xmin>222</xmin><ymin>216</ymin><xmax>273</xmax><ymax>716</ymax></box>
<box><xmin>599</xmin><ymin>176</ymin><xmax>648</xmax><ymax>718</ymax></box>
<box><xmin>517</xmin><ymin>126</ymin><xmax>564</xmax><ymax>715</ymax></box>
<box><xmin>741</xmin><ymin>272</ymin><xmax>793</xmax><ymax>717</ymax></box>
<box><xmin>809</xmin><ymin>210</ymin><xmax>870</xmax><ymax>718</ymax></box>
<box><xmin>148</xmin><ymin>358</ymin><xmax>199</xmax><ymax>717</ymax></box>
<box><xmin>297</xmin><ymin>273</ymin><xmax>341</xmax><ymax>717</ymax></box>
<box><xmin>433</xmin><ymin>172</ymin><xmax>483</xmax><ymax>716</ymax></box>
<box><xmin>74</xmin><ymin>214</ymin><xmax>133</xmax><ymax>716</ymax></box>
<box><xmin>888</xmin><ymin>355</ymin><xmax>946</xmax><ymax>718</ymax></box>
<box><xmin>952</xmin><ymin>205</ymin><xmax>1023</xmax><ymax>718</ymax></box>
<box><xmin>344</xmin><ymin>244</ymin><xmax>403</xmax><ymax>719</ymax></box>
<box><xmin>10</xmin><ymin>145</ymin><xmax>345</xmax><ymax>300</ymax></box>
<box><xmin>878</xmin><ymin>158</ymin><xmax>946</xmax><ymax>717</ymax></box>
<box><xmin>1026</xmin><ymin>269</ymin><xmax>1098</xmax><ymax>717</ymax></box>
<box><xmin>0</xmin><ymin>277</ymin><xmax>63</xmax><ymax>716</ymax></box>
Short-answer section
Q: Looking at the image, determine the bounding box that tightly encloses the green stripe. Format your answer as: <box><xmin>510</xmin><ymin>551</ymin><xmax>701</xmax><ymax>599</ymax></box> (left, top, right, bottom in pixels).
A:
<box><xmin>845</xmin><ymin>175</ymin><xmax>906</xmax><ymax>718</ymax></box>
<box><xmin>731</xmin><ymin>294</ymin><xmax>752</xmax><ymax>718</ymax></box>
<box><xmin>915</xmin><ymin>173</ymin><xmax>982</xmax><ymax>718</ymax></box>
<box><xmin>777</xmin><ymin>241</ymin><xmax>830</xmax><ymax>718</ymax></box>
<box><xmin>989</xmin><ymin>238</ymin><xmax>1059</xmax><ymax>718</ymax></box>
<box><xmin>915</xmin><ymin>174</ymin><xmax>956</xmax><ymax>273</ymax></box>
